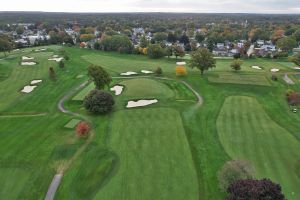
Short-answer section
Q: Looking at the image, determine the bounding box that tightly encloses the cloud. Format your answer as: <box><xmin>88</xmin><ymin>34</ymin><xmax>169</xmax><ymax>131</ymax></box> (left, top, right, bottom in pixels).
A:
<box><xmin>0</xmin><ymin>0</ymin><xmax>299</xmax><ymax>13</ymax></box>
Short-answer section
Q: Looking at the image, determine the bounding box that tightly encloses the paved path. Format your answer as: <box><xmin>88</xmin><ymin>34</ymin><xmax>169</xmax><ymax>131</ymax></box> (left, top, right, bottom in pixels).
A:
<box><xmin>283</xmin><ymin>73</ymin><xmax>295</xmax><ymax>85</ymax></box>
<box><xmin>44</xmin><ymin>174</ymin><xmax>63</xmax><ymax>200</ymax></box>
<box><xmin>0</xmin><ymin>113</ymin><xmax>47</xmax><ymax>118</ymax></box>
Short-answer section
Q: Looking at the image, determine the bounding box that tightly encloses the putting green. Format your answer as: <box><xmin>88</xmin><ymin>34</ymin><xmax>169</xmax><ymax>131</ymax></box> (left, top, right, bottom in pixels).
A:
<box><xmin>94</xmin><ymin>108</ymin><xmax>199</xmax><ymax>200</ymax></box>
<box><xmin>217</xmin><ymin>96</ymin><xmax>300</xmax><ymax>200</ymax></box>
<box><xmin>119</xmin><ymin>78</ymin><xmax>174</xmax><ymax>99</ymax></box>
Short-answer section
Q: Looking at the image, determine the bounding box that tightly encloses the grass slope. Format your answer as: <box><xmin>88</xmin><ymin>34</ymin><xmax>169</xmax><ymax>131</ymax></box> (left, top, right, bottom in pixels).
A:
<box><xmin>94</xmin><ymin>108</ymin><xmax>199</xmax><ymax>200</ymax></box>
<box><xmin>217</xmin><ymin>96</ymin><xmax>300</xmax><ymax>200</ymax></box>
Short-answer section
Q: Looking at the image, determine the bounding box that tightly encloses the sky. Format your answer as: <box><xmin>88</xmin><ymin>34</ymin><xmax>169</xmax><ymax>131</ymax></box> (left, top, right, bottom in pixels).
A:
<box><xmin>1</xmin><ymin>0</ymin><xmax>300</xmax><ymax>14</ymax></box>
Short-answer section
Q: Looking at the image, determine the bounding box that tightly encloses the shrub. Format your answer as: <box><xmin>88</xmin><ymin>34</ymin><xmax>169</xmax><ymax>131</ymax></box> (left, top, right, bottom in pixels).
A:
<box><xmin>233</xmin><ymin>53</ymin><xmax>241</xmax><ymax>59</ymax></box>
<box><xmin>286</xmin><ymin>89</ymin><xmax>295</xmax><ymax>97</ymax></box>
<box><xmin>59</xmin><ymin>61</ymin><xmax>65</xmax><ymax>69</ymax></box>
<box><xmin>64</xmin><ymin>54</ymin><xmax>70</xmax><ymax>61</ymax></box>
<box><xmin>155</xmin><ymin>67</ymin><xmax>163</xmax><ymax>75</ymax></box>
<box><xmin>230</xmin><ymin>59</ymin><xmax>243</xmax><ymax>71</ymax></box>
<box><xmin>271</xmin><ymin>75</ymin><xmax>278</xmax><ymax>81</ymax></box>
<box><xmin>226</xmin><ymin>179</ymin><xmax>285</xmax><ymax>200</ymax></box>
<box><xmin>84</xmin><ymin>90</ymin><xmax>115</xmax><ymax>114</ymax></box>
<box><xmin>176</xmin><ymin>66</ymin><xmax>187</xmax><ymax>76</ymax></box>
<box><xmin>76</xmin><ymin>121</ymin><xmax>91</xmax><ymax>137</ymax></box>
<box><xmin>218</xmin><ymin>160</ymin><xmax>254</xmax><ymax>191</ymax></box>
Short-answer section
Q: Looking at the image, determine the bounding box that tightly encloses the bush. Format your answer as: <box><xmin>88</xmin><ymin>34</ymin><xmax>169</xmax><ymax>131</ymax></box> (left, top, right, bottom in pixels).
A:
<box><xmin>64</xmin><ymin>54</ymin><xmax>70</xmax><ymax>61</ymax></box>
<box><xmin>176</xmin><ymin>66</ymin><xmax>187</xmax><ymax>76</ymax></box>
<box><xmin>76</xmin><ymin>121</ymin><xmax>91</xmax><ymax>137</ymax></box>
<box><xmin>274</xmin><ymin>52</ymin><xmax>289</xmax><ymax>59</ymax></box>
<box><xmin>84</xmin><ymin>90</ymin><xmax>115</xmax><ymax>114</ymax></box>
<box><xmin>230</xmin><ymin>59</ymin><xmax>243</xmax><ymax>71</ymax></box>
<box><xmin>233</xmin><ymin>53</ymin><xmax>241</xmax><ymax>59</ymax></box>
<box><xmin>218</xmin><ymin>160</ymin><xmax>254</xmax><ymax>191</ymax></box>
<box><xmin>286</xmin><ymin>88</ymin><xmax>295</xmax><ymax>97</ymax></box>
<box><xmin>155</xmin><ymin>67</ymin><xmax>163</xmax><ymax>75</ymax></box>
<box><xmin>271</xmin><ymin>75</ymin><xmax>278</xmax><ymax>81</ymax></box>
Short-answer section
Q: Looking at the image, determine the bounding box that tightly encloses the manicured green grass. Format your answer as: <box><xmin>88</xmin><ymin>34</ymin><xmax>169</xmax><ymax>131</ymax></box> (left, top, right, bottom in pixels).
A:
<box><xmin>217</xmin><ymin>96</ymin><xmax>300</xmax><ymax>200</ymax></box>
<box><xmin>64</xmin><ymin>119</ymin><xmax>81</xmax><ymax>128</ymax></box>
<box><xmin>208</xmin><ymin>73</ymin><xmax>271</xmax><ymax>86</ymax></box>
<box><xmin>119</xmin><ymin>78</ymin><xmax>174</xmax><ymax>99</ymax></box>
<box><xmin>93</xmin><ymin>108</ymin><xmax>198</xmax><ymax>200</ymax></box>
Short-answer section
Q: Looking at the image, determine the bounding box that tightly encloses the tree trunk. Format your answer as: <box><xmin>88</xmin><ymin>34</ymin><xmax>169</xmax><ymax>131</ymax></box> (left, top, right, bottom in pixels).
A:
<box><xmin>201</xmin><ymin>69</ymin><xmax>204</xmax><ymax>75</ymax></box>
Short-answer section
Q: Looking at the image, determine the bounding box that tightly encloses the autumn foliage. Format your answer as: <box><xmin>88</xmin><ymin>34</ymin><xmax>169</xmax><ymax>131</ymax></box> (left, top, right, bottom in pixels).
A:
<box><xmin>76</xmin><ymin>121</ymin><xmax>91</xmax><ymax>137</ymax></box>
<box><xmin>176</xmin><ymin>66</ymin><xmax>187</xmax><ymax>76</ymax></box>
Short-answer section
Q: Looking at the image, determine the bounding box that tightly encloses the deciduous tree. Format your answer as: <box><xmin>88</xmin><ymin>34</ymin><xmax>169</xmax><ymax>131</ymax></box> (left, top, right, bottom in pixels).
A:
<box><xmin>87</xmin><ymin>65</ymin><xmax>112</xmax><ymax>90</ymax></box>
<box><xmin>189</xmin><ymin>48</ymin><xmax>216</xmax><ymax>75</ymax></box>
<box><xmin>84</xmin><ymin>90</ymin><xmax>115</xmax><ymax>114</ymax></box>
<box><xmin>76</xmin><ymin>121</ymin><xmax>91</xmax><ymax>137</ymax></box>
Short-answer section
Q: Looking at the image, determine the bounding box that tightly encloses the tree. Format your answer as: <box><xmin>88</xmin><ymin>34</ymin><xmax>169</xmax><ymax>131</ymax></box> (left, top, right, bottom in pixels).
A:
<box><xmin>218</xmin><ymin>160</ymin><xmax>254</xmax><ymax>191</ymax></box>
<box><xmin>147</xmin><ymin>44</ymin><xmax>165</xmax><ymax>59</ymax></box>
<box><xmin>0</xmin><ymin>35</ymin><xmax>12</xmax><ymax>57</ymax></box>
<box><xmin>153</xmin><ymin>32</ymin><xmax>168</xmax><ymax>43</ymax></box>
<box><xmin>59</xmin><ymin>61</ymin><xmax>65</xmax><ymax>69</ymax></box>
<box><xmin>271</xmin><ymin>29</ymin><xmax>285</xmax><ymax>43</ymax></box>
<box><xmin>189</xmin><ymin>48</ymin><xmax>216</xmax><ymax>75</ymax></box>
<box><xmin>94</xmin><ymin>42</ymin><xmax>101</xmax><ymax>50</ymax></box>
<box><xmin>179</xmin><ymin>34</ymin><xmax>190</xmax><ymax>45</ymax></box>
<box><xmin>139</xmin><ymin>36</ymin><xmax>148</xmax><ymax>48</ymax></box>
<box><xmin>173</xmin><ymin>45</ymin><xmax>185</xmax><ymax>60</ymax></box>
<box><xmin>16</xmin><ymin>26</ymin><xmax>24</xmax><ymax>35</ymax></box>
<box><xmin>230</xmin><ymin>59</ymin><xmax>243</xmax><ymax>71</ymax></box>
<box><xmin>293</xmin><ymin>30</ymin><xmax>300</xmax><ymax>42</ymax></box>
<box><xmin>167</xmin><ymin>32</ymin><xmax>177</xmax><ymax>43</ymax></box>
<box><xmin>83</xmin><ymin>90</ymin><xmax>115</xmax><ymax>114</ymax></box>
<box><xmin>289</xmin><ymin>52</ymin><xmax>300</xmax><ymax>66</ymax></box>
<box><xmin>49</xmin><ymin>67</ymin><xmax>56</xmax><ymax>80</ymax></box>
<box><xmin>76</xmin><ymin>121</ymin><xmax>91</xmax><ymax>137</ymax></box>
<box><xmin>195</xmin><ymin>33</ymin><xmax>205</xmax><ymax>43</ymax></box>
<box><xmin>165</xmin><ymin>46</ymin><xmax>173</xmax><ymax>58</ymax></box>
<box><xmin>176</xmin><ymin>66</ymin><xmax>187</xmax><ymax>76</ymax></box>
<box><xmin>226</xmin><ymin>179</ymin><xmax>285</xmax><ymax>200</ymax></box>
<box><xmin>276</xmin><ymin>36</ymin><xmax>297</xmax><ymax>52</ymax></box>
<box><xmin>87</xmin><ymin>65</ymin><xmax>112</xmax><ymax>90</ymax></box>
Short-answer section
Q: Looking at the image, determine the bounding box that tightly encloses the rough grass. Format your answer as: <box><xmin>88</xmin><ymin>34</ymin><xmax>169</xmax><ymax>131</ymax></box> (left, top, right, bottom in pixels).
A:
<box><xmin>217</xmin><ymin>96</ymin><xmax>300</xmax><ymax>200</ymax></box>
<box><xmin>208</xmin><ymin>73</ymin><xmax>271</xmax><ymax>86</ymax></box>
<box><xmin>93</xmin><ymin>108</ymin><xmax>199</xmax><ymax>200</ymax></box>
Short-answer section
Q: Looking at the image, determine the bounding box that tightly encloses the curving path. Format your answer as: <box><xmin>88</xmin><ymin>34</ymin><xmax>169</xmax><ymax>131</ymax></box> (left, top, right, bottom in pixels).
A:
<box><xmin>45</xmin><ymin>75</ymin><xmax>203</xmax><ymax>200</ymax></box>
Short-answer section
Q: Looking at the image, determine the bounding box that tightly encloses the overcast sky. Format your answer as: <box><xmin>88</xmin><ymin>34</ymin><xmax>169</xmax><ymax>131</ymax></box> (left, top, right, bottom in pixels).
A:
<box><xmin>1</xmin><ymin>0</ymin><xmax>300</xmax><ymax>14</ymax></box>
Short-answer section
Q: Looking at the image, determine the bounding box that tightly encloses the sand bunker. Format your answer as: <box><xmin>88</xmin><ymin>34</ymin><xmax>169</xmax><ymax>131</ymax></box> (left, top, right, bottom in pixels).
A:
<box><xmin>110</xmin><ymin>85</ymin><xmax>124</xmax><ymax>95</ymax></box>
<box><xmin>31</xmin><ymin>80</ymin><xmax>42</xmax><ymax>85</ymax></box>
<box><xmin>141</xmin><ymin>70</ymin><xmax>154</xmax><ymax>74</ymax></box>
<box><xmin>293</xmin><ymin>67</ymin><xmax>300</xmax><ymax>70</ymax></box>
<box><xmin>48</xmin><ymin>57</ymin><xmax>63</xmax><ymax>62</ymax></box>
<box><xmin>21</xmin><ymin>85</ymin><xmax>37</xmax><ymax>93</ymax></box>
<box><xmin>271</xmin><ymin>68</ymin><xmax>280</xmax><ymax>72</ymax></box>
<box><xmin>22</xmin><ymin>56</ymin><xmax>34</xmax><ymax>60</ymax></box>
<box><xmin>121</xmin><ymin>71</ymin><xmax>138</xmax><ymax>76</ymax></box>
<box><xmin>126</xmin><ymin>99</ymin><xmax>158</xmax><ymax>108</ymax></box>
<box><xmin>13</xmin><ymin>49</ymin><xmax>20</xmax><ymax>52</ymax></box>
<box><xmin>252</xmin><ymin>66</ymin><xmax>262</xmax><ymax>70</ymax></box>
<box><xmin>21</xmin><ymin>62</ymin><xmax>37</xmax><ymax>65</ymax></box>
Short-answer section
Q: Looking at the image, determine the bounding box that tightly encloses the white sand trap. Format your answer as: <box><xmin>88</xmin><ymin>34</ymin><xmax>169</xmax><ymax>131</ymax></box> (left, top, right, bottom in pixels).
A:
<box><xmin>110</xmin><ymin>85</ymin><xmax>124</xmax><ymax>95</ymax></box>
<box><xmin>21</xmin><ymin>62</ymin><xmax>36</xmax><ymax>65</ymax></box>
<box><xmin>141</xmin><ymin>70</ymin><xmax>154</xmax><ymax>74</ymax></box>
<box><xmin>293</xmin><ymin>67</ymin><xmax>300</xmax><ymax>70</ymax></box>
<box><xmin>126</xmin><ymin>99</ymin><xmax>158</xmax><ymax>108</ymax></box>
<box><xmin>176</xmin><ymin>62</ymin><xmax>187</xmax><ymax>65</ymax></box>
<box><xmin>22</xmin><ymin>56</ymin><xmax>34</xmax><ymax>60</ymax></box>
<box><xmin>21</xmin><ymin>85</ymin><xmax>37</xmax><ymax>93</ymax></box>
<box><xmin>120</xmin><ymin>71</ymin><xmax>138</xmax><ymax>76</ymax></box>
<box><xmin>31</xmin><ymin>80</ymin><xmax>42</xmax><ymax>85</ymax></box>
<box><xmin>252</xmin><ymin>66</ymin><xmax>262</xmax><ymax>70</ymax></box>
<box><xmin>271</xmin><ymin>68</ymin><xmax>280</xmax><ymax>72</ymax></box>
<box><xmin>13</xmin><ymin>49</ymin><xmax>20</xmax><ymax>52</ymax></box>
<box><xmin>53</xmin><ymin>55</ymin><xmax>59</xmax><ymax>58</ymax></box>
<box><xmin>48</xmin><ymin>57</ymin><xmax>63</xmax><ymax>62</ymax></box>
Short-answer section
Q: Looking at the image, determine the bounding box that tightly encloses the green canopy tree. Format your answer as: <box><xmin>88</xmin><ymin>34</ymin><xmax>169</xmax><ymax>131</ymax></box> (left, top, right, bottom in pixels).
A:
<box><xmin>230</xmin><ymin>59</ymin><xmax>243</xmax><ymax>71</ymax></box>
<box><xmin>189</xmin><ymin>48</ymin><xmax>216</xmax><ymax>75</ymax></box>
<box><xmin>0</xmin><ymin>35</ymin><xmax>13</xmax><ymax>57</ymax></box>
<box><xmin>276</xmin><ymin>36</ymin><xmax>297</xmax><ymax>52</ymax></box>
<box><xmin>87</xmin><ymin>65</ymin><xmax>112</xmax><ymax>90</ymax></box>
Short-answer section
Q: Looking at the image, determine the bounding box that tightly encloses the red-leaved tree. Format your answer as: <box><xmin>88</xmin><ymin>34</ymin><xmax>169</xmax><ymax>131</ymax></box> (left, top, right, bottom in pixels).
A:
<box><xmin>76</xmin><ymin>121</ymin><xmax>91</xmax><ymax>137</ymax></box>
<box><xmin>226</xmin><ymin>179</ymin><xmax>285</xmax><ymax>200</ymax></box>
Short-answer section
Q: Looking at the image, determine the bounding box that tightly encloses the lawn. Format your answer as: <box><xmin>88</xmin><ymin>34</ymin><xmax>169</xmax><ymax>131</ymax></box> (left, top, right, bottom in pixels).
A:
<box><xmin>93</xmin><ymin>108</ymin><xmax>198</xmax><ymax>200</ymax></box>
<box><xmin>217</xmin><ymin>96</ymin><xmax>300</xmax><ymax>200</ymax></box>
<box><xmin>1</xmin><ymin>45</ymin><xmax>300</xmax><ymax>200</ymax></box>
<box><xmin>208</xmin><ymin>73</ymin><xmax>271</xmax><ymax>86</ymax></box>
